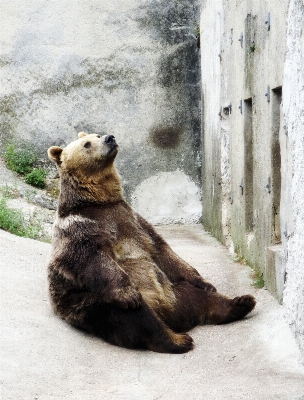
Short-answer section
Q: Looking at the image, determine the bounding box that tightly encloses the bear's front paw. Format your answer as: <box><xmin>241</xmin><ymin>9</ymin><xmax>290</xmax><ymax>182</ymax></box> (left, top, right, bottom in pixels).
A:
<box><xmin>190</xmin><ymin>276</ymin><xmax>217</xmax><ymax>292</ymax></box>
<box><xmin>109</xmin><ymin>286</ymin><xmax>142</xmax><ymax>309</ymax></box>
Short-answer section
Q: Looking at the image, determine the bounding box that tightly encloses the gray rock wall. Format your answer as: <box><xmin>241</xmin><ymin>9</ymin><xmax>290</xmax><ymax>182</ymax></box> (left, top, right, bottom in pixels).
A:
<box><xmin>0</xmin><ymin>0</ymin><xmax>202</xmax><ymax>223</ymax></box>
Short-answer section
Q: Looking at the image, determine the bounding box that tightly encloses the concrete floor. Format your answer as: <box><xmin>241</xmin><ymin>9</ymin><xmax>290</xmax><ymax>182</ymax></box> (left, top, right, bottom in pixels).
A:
<box><xmin>1</xmin><ymin>225</ymin><xmax>303</xmax><ymax>400</ymax></box>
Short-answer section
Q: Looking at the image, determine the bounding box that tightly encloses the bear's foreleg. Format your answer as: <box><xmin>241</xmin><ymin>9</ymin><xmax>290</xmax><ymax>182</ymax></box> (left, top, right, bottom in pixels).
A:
<box><xmin>154</xmin><ymin>243</ymin><xmax>216</xmax><ymax>292</ymax></box>
<box><xmin>136</xmin><ymin>214</ymin><xmax>216</xmax><ymax>292</ymax></box>
<box><xmin>68</xmin><ymin>248</ymin><xmax>142</xmax><ymax>309</ymax></box>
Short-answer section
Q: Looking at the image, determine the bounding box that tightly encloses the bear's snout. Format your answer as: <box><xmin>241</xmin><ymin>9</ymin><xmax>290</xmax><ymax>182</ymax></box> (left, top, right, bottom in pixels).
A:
<box><xmin>104</xmin><ymin>135</ymin><xmax>118</xmax><ymax>154</ymax></box>
<box><xmin>105</xmin><ymin>135</ymin><xmax>116</xmax><ymax>146</ymax></box>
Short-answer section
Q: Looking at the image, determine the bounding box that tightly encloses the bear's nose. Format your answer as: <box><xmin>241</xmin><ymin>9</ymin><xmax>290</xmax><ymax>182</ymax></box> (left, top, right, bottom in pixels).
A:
<box><xmin>105</xmin><ymin>135</ymin><xmax>116</xmax><ymax>145</ymax></box>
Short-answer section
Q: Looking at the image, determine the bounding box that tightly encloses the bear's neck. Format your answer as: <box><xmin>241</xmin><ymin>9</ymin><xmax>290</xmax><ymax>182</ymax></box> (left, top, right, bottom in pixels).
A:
<box><xmin>57</xmin><ymin>164</ymin><xmax>125</xmax><ymax>216</ymax></box>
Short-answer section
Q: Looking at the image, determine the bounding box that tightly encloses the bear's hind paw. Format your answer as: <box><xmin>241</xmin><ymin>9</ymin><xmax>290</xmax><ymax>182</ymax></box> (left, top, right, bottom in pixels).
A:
<box><xmin>167</xmin><ymin>332</ymin><xmax>194</xmax><ymax>354</ymax></box>
<box><xmin>148</xmin><ymin>332</ymin><xmax>194</xmax><ymax>354</ymax></box>
<box><xmin>232</xmin><ymin>294</ymin><xmax>256</xmax><ymax>317</ymax></box>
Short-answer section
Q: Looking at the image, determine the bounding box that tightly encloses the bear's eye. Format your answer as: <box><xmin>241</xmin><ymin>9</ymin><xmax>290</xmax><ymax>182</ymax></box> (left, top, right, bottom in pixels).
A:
<box><xmin>84</xmin><ymin>141</ymin><xmax>91</xmax><ymax>148</ymax></box>
<box><xmin>97</xmin><ymin>135</ymin><xmax>101</xmax><ymax>138</ymax></box>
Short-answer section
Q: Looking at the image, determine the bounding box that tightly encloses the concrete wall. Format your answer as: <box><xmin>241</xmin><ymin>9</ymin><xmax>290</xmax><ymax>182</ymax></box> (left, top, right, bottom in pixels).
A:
<box><xmin>200</xmin><ymin>0</ymin><xmax>304</xmax><ymax>361</ymax></box>
<box><xmin>0</xmin><ymin>0</ymin><xmax>202</xmax><ymax>224</ymax></box>
<box><xmin>282</xmin><ymin>0</ymin><xmax>304</xmax><ymax>363</ymax></box>
<box><xmin>200</xmin><ymin>0</ymin><xmax>223</xmax><ymax>240</ymax></box>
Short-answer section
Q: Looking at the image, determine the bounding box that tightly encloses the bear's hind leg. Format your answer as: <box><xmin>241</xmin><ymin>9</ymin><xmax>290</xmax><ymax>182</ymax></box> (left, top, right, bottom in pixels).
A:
<box><xmin>208</xmin><ymin>294</ymin><xmax>256</xmax><ymax>325</ymax></box>
<box><xmin>83</xmin><ymin>301</ymin><xmax>193</xmax><ymax>354</ymax></box>
<box><xmin>165</xmin><ymin>283</ymin><xmax>256</xmax><ymax>331</ymax></box>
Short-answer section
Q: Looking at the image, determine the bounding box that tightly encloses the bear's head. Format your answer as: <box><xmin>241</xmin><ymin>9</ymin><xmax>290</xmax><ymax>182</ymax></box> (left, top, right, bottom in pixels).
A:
<box><xmin>48</xmin><ymin>132</ymin><xmax>118</xmax><ymax>175</ymax></box>
<box><xmin>48</xmin><ymin>132</ymin><xmax>123</xmax><ymax>212</ymax></box>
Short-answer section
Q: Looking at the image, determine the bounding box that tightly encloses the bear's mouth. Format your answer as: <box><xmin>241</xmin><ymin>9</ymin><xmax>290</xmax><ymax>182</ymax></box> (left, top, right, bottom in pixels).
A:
<box><xmin>108</xmin><ymin>143</ymin><xmax>118</xmax><ymax>153</ymax></box>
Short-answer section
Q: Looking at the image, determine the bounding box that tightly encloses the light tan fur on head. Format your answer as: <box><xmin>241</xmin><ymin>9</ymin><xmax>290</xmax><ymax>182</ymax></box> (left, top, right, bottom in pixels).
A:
<box><xmin>47</xmin><ymin>133</ymin><xmax>123</xmax><ymax>207</ymax></box>
<box><xmin>48</xmin><ymin>133</ymin><xmax>116</xmax><ymax>169</ymax></box>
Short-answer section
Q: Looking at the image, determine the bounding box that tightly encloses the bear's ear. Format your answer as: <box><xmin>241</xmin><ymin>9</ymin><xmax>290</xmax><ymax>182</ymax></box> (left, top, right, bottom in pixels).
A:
<box><xmin>78</xmin><ymin>132</ymin><xmax>88</xmax><ymax>138</ymax></box>
<box><xmin>48</xmin><ymin>146</ymin><xmax>63</xmax><ymax>164</ymax></box>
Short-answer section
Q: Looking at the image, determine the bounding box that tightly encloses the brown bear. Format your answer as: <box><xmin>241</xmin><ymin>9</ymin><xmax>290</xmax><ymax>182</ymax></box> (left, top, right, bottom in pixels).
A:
<box><xmin>47</xmin><ymin>132</ymin><xmax>256</xmax><ymax>353</ymax></box>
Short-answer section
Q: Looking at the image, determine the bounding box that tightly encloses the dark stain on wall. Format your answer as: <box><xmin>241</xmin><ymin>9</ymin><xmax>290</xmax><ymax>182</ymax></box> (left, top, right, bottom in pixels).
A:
<box><xmin>135</xmin><ymin>0</ymin><xmax>200</xmax><ymax>46</ymax></box>
<box><xmin>149</xmin><ymin>125</ymin><xmax>182</xmax><ymax>149</ymax></box>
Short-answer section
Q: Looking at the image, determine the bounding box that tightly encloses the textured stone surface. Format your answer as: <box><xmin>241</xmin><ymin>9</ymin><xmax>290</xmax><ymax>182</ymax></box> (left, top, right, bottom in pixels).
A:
<box><xmin>0</xmin><ymin>0</ymin><xmax>202</xmax><ymax>221</ymax></box>
<box><xmin>282</xmin><ymin>0</ymin><xmax>304</xmax><ymax>363</ymax></box>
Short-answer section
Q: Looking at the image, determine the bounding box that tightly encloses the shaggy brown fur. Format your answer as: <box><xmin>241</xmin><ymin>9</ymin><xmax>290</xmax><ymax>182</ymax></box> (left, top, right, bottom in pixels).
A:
<box><xmin>47</xmin><ymin>132</ymin><xmax>256</xmax><ymax>353</ymax></box>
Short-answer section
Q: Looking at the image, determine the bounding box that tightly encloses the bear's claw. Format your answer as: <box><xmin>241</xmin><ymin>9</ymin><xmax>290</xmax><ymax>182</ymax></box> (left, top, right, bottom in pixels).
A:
<box><xmin>191</xmin><ymin>276</ymin><xmax>217</xmax><ymax>292</ymax></box>
<box><xmin>108</xmin><ymin>286</ymin><xmax>142</xmax><ymax>309</ymax></box>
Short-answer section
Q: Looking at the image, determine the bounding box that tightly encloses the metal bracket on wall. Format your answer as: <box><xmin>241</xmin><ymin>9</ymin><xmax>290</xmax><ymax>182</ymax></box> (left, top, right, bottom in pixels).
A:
<box><xmin>265</xmin><ymin>86</ymin><xmax>270</xmax><ymax>102</ymax></box>
<box><xmin>229</xmin><ymin>29</ymin><xmax>233</xmax><ymax>45</ymax></box>
<box><xmin>228</xmin><ymin>192</ymin><xmax>233</xmax><ymax>204</ymax></box>
<box><xmin>283</xmin><ymin>125</ymin><xmax>288</xmax><ymax>135</ymax></box>
<box><xmin>265</xmin><ymin>12</ymin><xmax>270</xmax><ymax>31</ymax></box>
<box><xmin>238</xmin><ymin>99</ymin><xmax>242</xmax><ymax>114</ymax></box>
<box><xmin>238</xmin><ymin>33</ymin><xmax>243</xmax><ymax>48</ymax></box>
<box><xmin>239</xmin><ymin>179</ymin><xmax>244</xmax><ymax>195</ymax></box>
<box><xmin>283</xmin><ymin>223</ymin><xmax>291</xmax><ymax>239</ymax></box>
<box><xmin>266</xmin><ymin>177</ymin><xmax>271</xmax><ymax>194</ymax></box>
<box><xmin>218</xmin><ymin>107</ymin><xmax>222</xmax><ymax>119</ymax></box>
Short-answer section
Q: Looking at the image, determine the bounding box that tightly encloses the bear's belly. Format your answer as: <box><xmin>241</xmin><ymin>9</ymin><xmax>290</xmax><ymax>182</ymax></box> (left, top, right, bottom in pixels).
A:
<box><xmin>113</xmin><ymin>237</ymin><xmax>152</xmax><ymax>260</ymax></box>
<box><xmin>122</xmin><ymin>258</ymin><xmax>176</xmax><ymax>317</ymax></box>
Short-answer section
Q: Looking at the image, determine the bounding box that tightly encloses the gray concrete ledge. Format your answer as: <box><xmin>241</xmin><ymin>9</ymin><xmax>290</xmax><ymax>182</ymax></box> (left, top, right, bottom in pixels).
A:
<box><xmin>1</xmin><ymin>225</ymin><xmax>303</xmax><ymax>400</ymax></box>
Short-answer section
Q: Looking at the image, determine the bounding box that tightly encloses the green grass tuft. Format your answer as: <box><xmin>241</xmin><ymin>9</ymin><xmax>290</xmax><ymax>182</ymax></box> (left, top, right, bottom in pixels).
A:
<box><xmin>0</xmin><ymin>198</ymin><xmax>41</xmax><ymax>239</ymax></box>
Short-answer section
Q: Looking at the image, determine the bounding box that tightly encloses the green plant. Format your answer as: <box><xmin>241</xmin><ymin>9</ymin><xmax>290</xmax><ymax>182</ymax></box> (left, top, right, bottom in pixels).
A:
<box><xmin>4</xmin><ymin>144</ymin><xmax>48</xmax><ymax>189</ymax></box>
<box><xmin>0</xmin><ymin>198</ymin><xmax>41</xmax><ymax>239</ymax></box>
<box><xmin>4</xmin><ymin>144</ymin><xmax>37</xmax><ymax>175</ymax></box>
<box><xmin>232</xmin><ymin>250</ymin><xmax>265</xmax><ymax>289</ymax></box>
<box><xmin>254</xmin><ymin>273</ymin><xmax>265</xmax><ymax>289</ymax></box>
<box><xmin>25</xmin><ymin>168</ymin><xmax>48</xmax><ymax>188</ymax></box>
<box><xmin>249</xmin><ymin>45</ymin><xmax>255</xmax><ymax>53</ymax></box>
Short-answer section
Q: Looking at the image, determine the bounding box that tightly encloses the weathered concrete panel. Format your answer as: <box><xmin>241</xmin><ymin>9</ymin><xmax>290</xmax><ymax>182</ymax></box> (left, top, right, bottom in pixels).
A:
<box><xmin>200</xmin><ymin>1</ymin><xmax>223</xmax><ymax>241</ymax></box>
<box><xmin>201</xmin><ymin>0</ymin><xmax>286</xmax><ymax>275</ymax></box>
<box><xmin>200</xmin><ymin>0</ymin><xmax>304</xmax><ymax>361</ymax></box>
